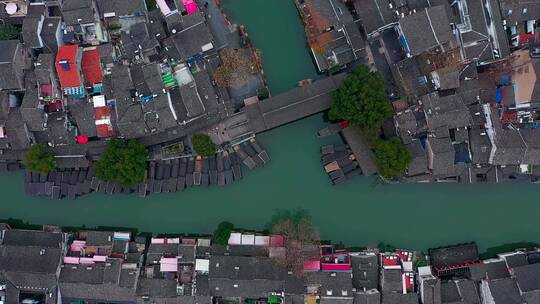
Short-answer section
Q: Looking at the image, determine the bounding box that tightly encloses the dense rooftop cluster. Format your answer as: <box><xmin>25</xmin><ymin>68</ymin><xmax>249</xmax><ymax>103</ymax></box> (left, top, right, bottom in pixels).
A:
<box><xmin>2</xmin><ymin>224</ymin><xmax>540</xmax><ymax>304</ymax></box>
<box><xmin>0</xmin><ymin>0</ymin><xmax>245</xmax><ymax>172</ymax></box>
<box><xmin>333</xmin><ymin>0</ymin><xmax>540</xmax><ymax>182</ymax></box>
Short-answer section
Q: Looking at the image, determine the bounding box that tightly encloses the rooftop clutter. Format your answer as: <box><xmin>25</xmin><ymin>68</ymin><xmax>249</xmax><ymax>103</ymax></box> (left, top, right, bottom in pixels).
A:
<box><xmin>4</xmin><ymin>224</ymin><xmax>540</xmax><ymax>304</ymax></box>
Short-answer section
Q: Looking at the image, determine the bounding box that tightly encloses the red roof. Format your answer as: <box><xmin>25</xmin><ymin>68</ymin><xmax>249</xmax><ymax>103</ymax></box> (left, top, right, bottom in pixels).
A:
<box><xmin>56</xmin><ymin>45</ymin><xmax>82</xmax><ymax>88</ymax></box>
<box><xmin>94</xmin><ymin>106</ymin><xmax>111</xmax><ymax>120</ymax></box>
<box><xmin>96</xmin><ymin>123</ymin><xmax>114</xmax><ymax>138</ymax></box>
<box><xmin>321</xmin><ymin>264</ymin><xmax>352</xmax><ymax>271</ymax></box>
<box><xmin>382</xmin><ymin>255</ymin><xmax>400</xmax><ymax>266</ymax></box>
<box><xmin>82</xmin><ymin>48</ymin><xmax>104</xmax><ymax>86</ymax></box>
<box><xmin>396</xmin><ymin>250</ymin><xmax>413</xmax><ymax>262</ymax></box>
<box><xmin>270</xmin><ymin>235</ymin><xmax>284</xmax><ymax>247</ymax></box>
<box><xmin>404</xmin><ymin>272</ymin><xmax>414</xmax><ymax>290</ymax></box>
<box><xmin>303</xmin><ymin>260</ymin><xmax>321</xmax><ymax>271</ymax></box>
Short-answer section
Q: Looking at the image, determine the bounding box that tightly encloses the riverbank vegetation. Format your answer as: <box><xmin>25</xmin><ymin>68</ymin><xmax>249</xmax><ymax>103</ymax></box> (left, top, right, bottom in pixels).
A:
<box><xmin>212</xmin><ymin>221</ymin><xmax>235</xmax><ymax>245</ymax></box>
<box><xmin>191</xmin><ymin>133</ymin><xmax>216</xmax><ymax>157</ymax></box>
<box><xmin>329</xmin><ymin>65</ymin><xmax>393</xmax><ymax>130</ymax></box>
<box><xmin>374</xmin><ymin>137</ymin><xmax>411</xmax><ymax>179</ymax></box>
<box><xmin>95</xmin><ymin>139</ymin><xmax>148</xmax><ymax>187</ymax></box>
<box><xmin>329</xmin><ymin>65</ymin><xmax>410</xmax><ymax>179</ymax></box>
<box><xmin>269</xmin><ymin>209</ymin><xmax>320</xmax><ymax>276</ymax></box>
<box><xmin>22</xmin><ymin>144</ymin><xmax>56</xmax><ymax>173</ymax></box>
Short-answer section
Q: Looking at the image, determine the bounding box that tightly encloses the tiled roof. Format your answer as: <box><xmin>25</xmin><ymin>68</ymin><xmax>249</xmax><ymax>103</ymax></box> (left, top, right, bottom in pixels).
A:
<box><xmin>56</xmin><ymin>45</ymin><xmax>82</xmax><ymax>88</ymax></box>
<box><xmin>82</xmin><ymin>48</ymin><xmax>103</xmax><ymax>86</ymax></box>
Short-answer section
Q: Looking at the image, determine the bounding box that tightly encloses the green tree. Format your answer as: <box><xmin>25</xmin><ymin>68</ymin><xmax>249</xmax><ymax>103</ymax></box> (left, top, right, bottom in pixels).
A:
<box><xmin>95</xmin><ymin>139</ymin><xmax>148</xmax><ymax>186</ymax></box>
<box><xmin>329</xmin><ymin>65</ymin><xmax>393</xmax><ymax>130</ymax></box>
<box><xmin>212</xmin><ymin>221</ymin><xmax>234</xmax><ymax>245</ymax></box>
<box><xmin>22</xmin><ymin>144</ymin><xmax>55</xmax><ymax>173</ymax></box>
<box><xmin>374</xmin><ymin>137</ymin><xmax>411</xmax><ymax>179</ymax></box>
<box><xmin>191</xmin><ymin>134</ymin><xmax>216</xmax><ymax>157</ymax></box>
<box><xmin>0</xmin><ymin>24</ymin><xmax>20</xmax><ymax>40</ymax></box>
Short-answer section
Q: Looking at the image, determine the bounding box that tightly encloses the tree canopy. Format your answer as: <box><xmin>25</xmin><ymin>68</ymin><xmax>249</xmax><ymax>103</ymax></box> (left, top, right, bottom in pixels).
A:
<box><xmin>0</xmin><ymin>24</ymin><xmax>20</xmax><ymax>41</ymax></box>
<box><xmin>329</xmin><ymin>65</ymin><xmax>393</xmax><ymax>130</ymax></box>
<box><xmin>212</xmin><ymin>221</ymin><xmax>234</xmax><ymax>245</ymax></box>
<box><xmin>269</xmin><ymin>209</ymin><xmax>320</xmax><ymax>276</ymax></box>
<box><xmin>191</xmin><ymin>133</ymin><xmax>216</xmax><ymax>157</ymax></box>
<box><xmin>374</xmin><ymin>137</ymin><xmax>411</xmax><ymax>179</ymax></box>
<box><xmin>95</xmin><ymin>139</ymin><xmax>148</xmax><ymax>187</ymax></box>
<box><xmin>22</xmin><ymin>144</ymin><xmax>56</xmax><ymax>173</ymax></box>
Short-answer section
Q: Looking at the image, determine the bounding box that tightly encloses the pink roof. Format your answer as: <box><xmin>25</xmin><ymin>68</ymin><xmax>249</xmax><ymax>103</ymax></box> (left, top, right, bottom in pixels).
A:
<box><xmin>160</xmin><ymin>257</ymin><xmax>178</xmax><ymax>272</ymax></box>
<box><xmin>182</xmin><ymin>238</ymin><xmax>196</xmax><ymax>245</ymax></box>
<box><xmin>270</xmin><ymin>235</ymin><xmax>284</xmax><ymax>247</ymax></box>
<box><xmin>321</xmin><ymin>264</ymin><xmax>352</xmax><ymax>271</ymax></box>
<box><xmin>70</xmin><ymin>240</ymin><xmax>86</xmax><ymax>252</ymax></box>
<box><xmin>64</xmin><ymin>257</ymin><xmax>80</xmax><ymax>264</ymax></box>
<box><xmin>93</xmin><ymin>255</ymin><xmax>107</xmax><ymax>262</ymax></box>
<box><xmin>80</xmin><ymin>257</ymin><xmax>95</xmax><ymax>265</ymax></box>
<box><xmin>182</xmin><ymin>0</ymin><xmax>198</xmax><ymax>14</ymax></box>
<box><xmin>40</xmin><ymin>84</ymin><xmax>53</xmax><ymax>96</ymax></box>
<box><xmin>304</xmin><ymin>260</ymin><xmax>321</xmax><ymax>271</ymax></box>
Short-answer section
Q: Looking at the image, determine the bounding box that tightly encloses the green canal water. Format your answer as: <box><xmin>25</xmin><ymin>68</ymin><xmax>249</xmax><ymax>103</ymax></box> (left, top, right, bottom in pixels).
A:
<box><xmin>0</xmin><ymin>0</ymin><xmax>538</xmax><ymax>251</ymax></box>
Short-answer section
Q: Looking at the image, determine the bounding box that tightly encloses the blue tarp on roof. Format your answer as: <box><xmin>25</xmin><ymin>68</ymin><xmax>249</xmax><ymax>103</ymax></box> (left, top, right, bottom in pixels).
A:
<box><xmin>496</xmin><ymin>87</ymin><xmax>502</xmax><ymax>103</ymax></box>
<box><xmin>500</xmin><ymin>75</ymin><xmax>510</xmax><ymax>85</ymax></box>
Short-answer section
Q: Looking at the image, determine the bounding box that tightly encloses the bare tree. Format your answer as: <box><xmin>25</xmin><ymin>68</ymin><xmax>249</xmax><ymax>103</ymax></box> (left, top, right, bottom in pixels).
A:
<box><xmin>270</xmin><ymin>209</ymin><xmax>320</xmax><ymax>277</ymax></box>
<box><xmin>213</xmin><ymin>49</ymin><xmax>260</xmax><ymax>88</ymax></box>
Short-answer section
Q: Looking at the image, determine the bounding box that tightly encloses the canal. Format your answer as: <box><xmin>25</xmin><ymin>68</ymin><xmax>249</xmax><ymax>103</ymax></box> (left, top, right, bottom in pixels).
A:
<box><xmin>0</xmin><ymin>0</ymin><xmax>538</xmax><ymax>251</ymax></box>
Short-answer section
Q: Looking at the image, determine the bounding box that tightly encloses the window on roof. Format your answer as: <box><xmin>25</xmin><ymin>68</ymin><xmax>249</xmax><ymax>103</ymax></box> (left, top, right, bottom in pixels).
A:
<box><xmin>508</xmin><ymin>9</ymin><xmax>512</xmax><ymax>15</ymax></box>
<box><xmin>522</xmin><ymin>8</ymin><xmax>527</xmax><ymax>14</ymax></box>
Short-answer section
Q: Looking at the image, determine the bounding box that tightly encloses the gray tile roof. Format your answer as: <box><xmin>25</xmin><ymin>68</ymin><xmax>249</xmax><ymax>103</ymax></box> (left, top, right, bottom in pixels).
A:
<box><xmin>40</xmin><ymin>17</ymin><xmax>62</xmax><ymax>54</ymax></box>
<box><xmin>421</xmin><ymin>278</ymin><xmax>441</xmax><ymax>304</ymax></box>
<box><xmin>499</xmin><ymin>0</ymin><xmax>540</xmax><ymax>24</ymax></box>
<box><xmin>455</xmin><ymin>279</ymin><xmax>480</xmax><ymax>304</ymax></box>
<box><xmin>1</xmin><ymin>230</ymin><xmax>63</xmax><ymax>248</ymax></box>
<box><xmin>406</xmin><ymin>140</ymin><xmax>428</xmax><ymax>176</ymax></box>
<box><xmin>381</xmin><ymin>292</ymin><xmax>419</xmax><ymax>304</ymax></box>
<box><xmin>422</xmin><ymin>93</ymin><xmax>473</xmax><ymax>131</ymax></box>
<box><xmin>354</xmin><ymin>290</ymin><xmax>381</xmax><ymax>304</ymax></box>
<box><xmin>136</xmin><ymin>277</ymin><xmax>177</xmax><ymax>298</ymax></box>
<box><xmin>381</xmin><ymin>269</ymin><xmax>402</xmax><ymax>293</ymax></box>
<box><xmin>70</xmin><ymin>101</ymin><xmax>97</xmax><ymax>138</ymax></box>
<box><xmin>351</xmin><ymin>254</ymin><xmax>379</xmax><ymax>290</ymax></box>
<box><xmin>61</xmin><ymin>0</ymin><xmax>96</xmax><ymax>25</ymax></box>
<box><xmin>171</xmin><ymin>20</ymin><xmax>214</xmax><ymax>60</ymax></box>
<box><xmin>469</xmin><ymin>260</ymin><xmax>510</xmax><ymax>281</ymax></box>
<box><xmin>22</xmin><ymin>15</ymin><xmax>44</xmax><ymax>48</ymax></box>
<box><xmin>503</xmin><ymin>253</ymin><xmax>528</xmax><ymax>268</ymax></box>
<box><xmin>21</xmin><ymin>89</ymin><xmax>47</xmax><ymax>132</ymax></box>
<box><xmin>96</xmin><ymin>0</ymin><xmax>146</xmax><ymax>18</ymax></box>
<box><xmin>398</xmin><ymin>5</ymin><xmax>453</xmax><ymax>56</ymax></box>
<box><xmin>0</xmin><ymin>40</ymin><xmax>24</xmax><ymax>90</ymax></box>
<box><xmin>429</xmin><ymin>243</ymin><xmax>479</xmax><ymax>268</ymax></box>
<box><xmin>427</xmin><ymin>136</ymin><xmax>455</xmax><ymax>177</ymax></box>
<box><xmin>492</xmin><ymin>129</ymin><xmax>526</xmax><ymax>165</ymax></box>
<box><xmin>486</xmin><ymin>278</ymin><xmax>524</xmax><ymax>304</ymax></box>
<box><xmin>0</xmin><ymin>245</ymin><xmax>61</xmax><ymax>274</ymax></box>
<box><xmin>469</xmin><ymin>128</ymin><xmax>491</xmax><ymax>165</ymax></box>
<box><xmin>306</xmin><ymin>271</ymin><xmax>354</xmax><ymax>299</ymax></box>
<box><xmin>85</xmin><ymin>230</ymin><xmax>114</xmax><ymax>246</ymax></box>
<box><xmin>513</xmin><ymin>263</ymin><xmax>540</xmax><ymax>293</ymax></box>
